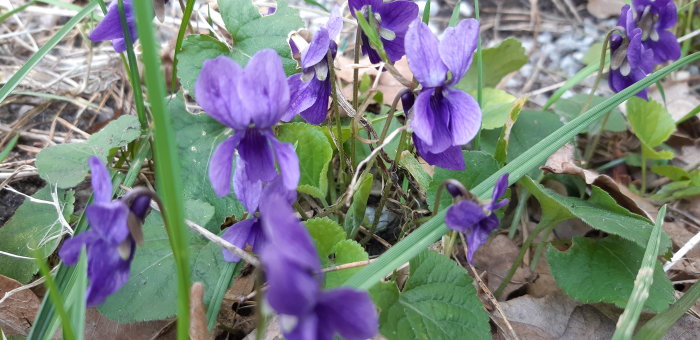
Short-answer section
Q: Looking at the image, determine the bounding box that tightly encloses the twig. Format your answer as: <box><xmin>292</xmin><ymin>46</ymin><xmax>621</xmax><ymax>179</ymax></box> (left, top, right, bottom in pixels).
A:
<box><xmin>664</xmin><ymin>228</ymin><xmax>700</xmax><ymax>272</ymax></box>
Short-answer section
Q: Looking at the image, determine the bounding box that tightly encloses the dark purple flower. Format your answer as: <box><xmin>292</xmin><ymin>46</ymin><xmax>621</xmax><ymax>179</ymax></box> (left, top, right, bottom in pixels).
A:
<box><xmin>195</xmin><ymin>50</ymin><xmax>300</xmax><ymax>211</ymax></box>
<box><xmin>89</xmin><ymin>0</ymin><xmax>137</xmax><ymax>53</ymax></box>
<box><xmin>631</xmin><ymin>0</ymin><xmax>680</xmax><ymax>64</ymax></box>
<box><xmin>405</xmin><ymin>19</ymin><xmax>482</xmax><ymax>170</ymax></box>
<box><xmin>285</xmin><ymin>10</ymin><xmax>342</xmax><ymax>124</ymax></box>
<box><xmin>221</xmin><ymin>176</ymin><xmax>296</xmax><ymax>262</ymax></box>
<box><xmin>259</xmin><ymin>194</ymin><xmax>378</xmax><ymax>340</ymax></box>
<box><xmin>58</xmin><ymin>156</ymin><xmax>150</xmax><ymax>306</ymax></box>
<box><xmin>608</xmin><ymin>0</ymin><xmax>679</xmax><ymax>99</ymax></box>
<box><xmin>445</xmin><ymin>173</ymin><xmax>509</xmax><ymax>263</ymax></box>
<box><xmin>349</xmin><ymin>0</ymin><xmax>419</xmax><ymax>64</ymax></box>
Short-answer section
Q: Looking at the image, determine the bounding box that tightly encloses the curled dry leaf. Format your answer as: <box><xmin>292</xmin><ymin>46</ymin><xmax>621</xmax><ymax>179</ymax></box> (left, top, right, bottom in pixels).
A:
<box><xmin>0</xmin><ymin>274</ymin><xmax>40</xmax><ymax>337</ymax></box>
<box><xmin>473</xmin><ymin>235</ymin><xmax>533</xmax><ymax>300</ymax></box>
<box><xmin>190</xmin><ymin>282</ymin><xmax>211</xmax><ymax>340</ymax></box>
<box><xmin>541</xmin><ymin>144</ymin><xmax>653</xmax><ymax>219</ymax></box>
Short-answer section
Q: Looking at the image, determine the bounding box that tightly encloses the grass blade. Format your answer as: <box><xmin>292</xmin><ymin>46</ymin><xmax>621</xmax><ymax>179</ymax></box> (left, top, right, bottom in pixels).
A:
<box><xmin>542</xmin><ymin>62</ymin><xmax>600</xmax><ymax>110</ymax></box>
<box><xmin>635</xmin><ymin>280</ymin><xmax>700</xmax><ymax>340</ymax></box>
<box><xmin>205</xmin><ymin>262</ymin><xmax>242</xmax><ymax>330</ymax></box>
<box><xmin>132</xmin><ymin>0</ymin><xmax>191</xmax><ymax>338</ymax></box>
<box><xmin>0</xmin><ymin>135</ymin><xmax>19</xmax><ymax>161</ymax></box>
<box><xmin>344</xmin><ymin>52</ymin><xmax>700</xmax><ymax>290</ymax></box>
<box><xmin>170</xmin><ymin>0</ymin><xmax>196</xmax><ymax>92</ymax></box>
<box><xmin>612</xmin><ymin>205</ymin><xmax>667</xmax><ymax>340</ymax></box>
<box><xmin>0</xmin><ymin>1</ymin><xmax>98</xmax><ymax>104</ymax></box>
<box><xmin>34</xmin><ymin>252</ymin><xmax>75</xmax><ymax>340</ymax></box>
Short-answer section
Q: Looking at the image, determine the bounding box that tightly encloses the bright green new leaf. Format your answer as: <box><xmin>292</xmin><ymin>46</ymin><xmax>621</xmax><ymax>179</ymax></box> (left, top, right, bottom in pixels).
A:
<box><xmin>456</xmin><ymin>37</ymin><xmax>528</xmax><ymax>91</ymax></box>
<box><xmin>521</xmin><ymin>176</ymin><xmax>670</xmax><ymax>250</ymax></box>
<box><xmin>475</xmin><ymin>88</ymin><xmax>516</xmax><ymax>130</ymax></box>
<box><xmin>651</xmin><ymin>165</ymin><xmax>689</xmax><ymax>181</ymax></box>
<box><xmin>99</xmin><ymin>200</ymin><xmax>229</xmax><ymax>322</ymax></box>
<box><xmin>36</xmin><ymin>115</ymin><xmax>140</xmax><ymax>188</ymax></box>
<box><xmin>325</xmin><ymin>240</ymin><xmax>369</xmax><ymax>288</ymax></box>
<box><xmin>305</xmin><ymin>217</ymin><xmax>346</xmax><ymax>262</ymax></box>
<box><xmin>427</xmin><ymin>151</ymin><xmax>500</xmax><ymax>210</ymax></box>
<box><xmin>168</xmin><ymin>94</ymin><xmax>246</xmax><ymax>229</ymax></box>
<box><xmin>277</xmin><ymin>122</ymin><xmax>333</xmax><ymax>199</ymax></box>
<box><xmin>627</xmin><ymin>97</ymin><xmax>675</xmax><ymax>148</ymax></box>
<box><xmin>547</xmin><ymin>236</ymin><xmax>674</xmax><ymax>313</ymax></box>
<box><xmin>0</xmin><ymin>187</ymin><xmax>74</xmax><ymax>283</ymax></box>
<box><xmin>370</xmin><ymin>251</ymin><xmax>490</xmax><ymax>340</ymax></box>
<box><xmin>344</xmin><ymin>173</ymin><xmax>373</xmax><ymax>238</ymax></box>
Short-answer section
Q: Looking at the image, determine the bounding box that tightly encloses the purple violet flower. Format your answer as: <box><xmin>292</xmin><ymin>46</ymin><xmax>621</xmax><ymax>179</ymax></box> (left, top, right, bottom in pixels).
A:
<box><xmin>258</xmin><ymin>194</ymin><xmax>378</xmax><ymax>340</ymax></box>
<box><xmin>285</xmin><ymin>10</ymin><xmax>343</xmax><ymax>124</ymax></box>
<box><xmin>58</xmin><ymin>156</ymin><xmax>151</xmax><ymax>306</ymax></box>
<box><xmin>195</xmin><ymin>50</ymin><xmax>300</xmax><ymax>211</ymax></box>
<box><xmin>349</xmin><ymin>0</ymin><xmax>419</xmax><ymax>64</ymax></box>
<box><xmin>631</xmin><ymin>0</ymin><xmax>680</xmax><ymax>64</ymax></box>
<box><xmin>405</xmin><ymin>19</ymin><xmax>482</xmax><ymax>170</ymax></box>
<box><xmin>221</xmin><ymin>176</ymin><xmax>296</xmax><ymax>262</ymax></box>
<box><xmin>445</xmin><ymin>173</ymin><xmax>509</xmax><ymax>263</ymax></box>
<box><xmin>89</xmin><ymin>0</ymin><xmax>137</xmax><ymax>53</ymax></box>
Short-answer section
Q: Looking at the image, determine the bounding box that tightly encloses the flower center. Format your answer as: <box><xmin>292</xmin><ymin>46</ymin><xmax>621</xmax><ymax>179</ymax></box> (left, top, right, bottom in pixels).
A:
<box><xmin>638</xmin><ymin>5</ymin><xmax>660</xmax><ymax>41</ymax></box>
<box><xmin>611</xmin><ymin>38</ymin><xmax>632</xmax><ymax>77</ymax></box>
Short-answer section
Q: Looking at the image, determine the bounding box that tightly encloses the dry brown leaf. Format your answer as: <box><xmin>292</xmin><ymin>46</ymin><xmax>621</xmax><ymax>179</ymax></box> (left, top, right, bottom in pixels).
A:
<box><xmin>190</xmin><ymin>282</ymin><xmax>211</xmax><ymax>340</ymax></box>
<box><xmin>586</xmin><ymin>0</ymin><xmax>626</xmax><ymax>19</ymax></box>
<box><xmin>473</xmin><ymin>235</ymin><xmax>533</xmax><ymax>300</ymax></box>
<box><xmin>541</xmin><ymin>144</ymin><xmax>653</xmax><ymax>219</ymax></box>
<box><xmin>336</xmin><ymin>56</ymin><xmax>413</xmax><ymax>108</ymax></box>
<box><xmin>84</xmin><ymin>308</ymin><xmax>173</xmax><ymax>340</ymax></box>
<box><xmin>0</xmin><ymin>274</ymin><xmax>41</xmax><ymax>337</ymax></box>
<box><xmin>649</xmin><ymin>72</ymin><xmax>700</xmax><ymax>122</ymax></box>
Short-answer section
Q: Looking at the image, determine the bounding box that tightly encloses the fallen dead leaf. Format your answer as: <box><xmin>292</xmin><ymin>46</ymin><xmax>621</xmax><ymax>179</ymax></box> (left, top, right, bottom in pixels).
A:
<box><xmin>0</xmin><ymin>274</ymin><xmax>41</xmax><ymax>337</ymax></box>
<box><xmin>84</xmin><ymin>308</ymin><xmax>174</xmax><ymax>340</ymax></box>
<box><xmin>473</xmin><ymin>234</ymin><xmax>533</xmax><ymax>300</ymax></box>
<box><xmin>586</xmin><ymin>0</ymin><xmax>626</xmax><ymax>19</ymax></box>
<box><xmin>649</xmin><ymin>72</ymin><xmax>700</xmax><ymax>122</ymax></box>
<box><xmin>542</xmin><ymin>144</ymin><xmax>653</xmax><ymax>219</ymax></box>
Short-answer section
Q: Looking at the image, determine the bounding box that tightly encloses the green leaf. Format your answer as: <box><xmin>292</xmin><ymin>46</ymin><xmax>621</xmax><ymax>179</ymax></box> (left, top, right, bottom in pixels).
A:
<box><xmin>456</xmin><ymin>37</ymin><xmax>528</xmax><ymax>91</ymax></box>
<box><xmin>0</xmin><ymin>187</ymin><xmax>74</xmax><ymax>283</ymax></box>
<box><xmin>371</xmin><ymin>251</ymin><xmax>490</xmax><ymax>340</ymax></box>
<box><xmin>398</xmin><ymin>151</ymin><xmax>431</xmax><ymax>191</ymax></box>
<box><xmin>304</xmin><ymin>217</ymin><xmax>346</xmax><ymax>262</ymax></box>
<box><xmin>547</xmin><ymin>236</ymin><xmax>674</xmax><ymax>313</ymax></box>
<box><xmin>218</xmin><ymin>0</ymin><xmax>302</xmax><ymax>74</ymax></box>
<box><xmin>520</xmin><ymin>176</ymin><xmax>670</xmax><ymax>250</ymax></box>
<box><xmin>177</xmin><ymin>34</ymin><xmax>230</xmax><ymax>95</ymax></box>
<box><xmin>627</xmin><ymin>97</ymin><xmax>675</xmax><ymax>148</ymax></box>
<box><xmin>651</xmin><ymin>165</ymin><xmax>689</xmax><ymax>181</ymax></box>
<box><xmin>325</xmin><ymin>240</ymin><xmax>369</xmax><ymax>288</ymax></box>
<box><xmin>344</xmin><ymin>173</ymin><xmax>373</xmax><ymax>238</ymax></box>
<box><xmin>354</xmin><ymin>8</ymin><xmax>388</xmax><ymax>62</ymax></box>
<box><xmin>277</xmin><ymin>122</ymin><xmax>333</xmax><ymax>199</ymax></box>
<box><xmin>35</xmin><ymin>115</ymin><xmax>141</xmax><ymax>188</ymax></box>
<box><xmin>168</xmin><ymin>94</ymin><xmax>246</xmax><ymax>228</ymax></box>
<box><xmin>475</xmin><ymin>88</ymin><xmax>516</xmax><ymax>129</ymax></box>
<box><xmin>0</xmin><ymin>134</ymin><xmax>18</xmax><ymax>162</ymax></box>
<box><xmin>427</xmin><ymin>151</ymin><xmax>500</xmax><ymax>210</ymax></box>
<box><xmin>636</xmin><ymin>279</ymin><xmax>700</xmax><ymax>340</ymax></box>
<box><xmin>555</xmin><ymin>94</ymin><xmax>627</xmax><ymax>133</ymax></box>
<box><xmin>99</xmin><ymin>200</ymin><xmax>228</xmax><ymax>321</ymax></box>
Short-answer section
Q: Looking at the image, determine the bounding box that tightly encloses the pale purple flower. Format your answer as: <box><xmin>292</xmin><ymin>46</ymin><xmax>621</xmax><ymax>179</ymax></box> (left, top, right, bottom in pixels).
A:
<box><xmin>405</xmin><ymin>19</ymin><xmax>482</xmax><ymax>170</ymax></box>
<box><xmin>195</xmin><ymin>50</ymin><xmax>300</xmax><ymax>212</ymax></box>
<box><xmin>258</xmin><ymin>194</ymin><xmax>378</xmax><ymax>340</ymax></box>
<box><xmin>89</xmin><ymin>0</ymin><xmax>137</xmax><ymax>53</ymax></box>
<box><xmin>285</xmin><ymin>10</ymin><xmax>342</xmax><ymax>124</ymax></box>
<box><xmin>59</xmin><ymin>156</ymin><xmax>151</xmax><ymax>306</ymax></box>
<box><xmin>349</xmin><ymin>0</ymin><xmax>419</xmax><ymax>64</ymax></box>
<box><xmin>445</xmin><ymin>173</ymin><xmax>509</xmax><ymax>263</ymax></box>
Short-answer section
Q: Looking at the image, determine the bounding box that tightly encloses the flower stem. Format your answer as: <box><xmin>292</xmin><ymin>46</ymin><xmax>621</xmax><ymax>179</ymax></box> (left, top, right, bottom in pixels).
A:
<box><xmin>328</xmin><ymin>52</ymin><xmax>346</xmax><ymax>186</ymax></box>
<box><xmin>116</xmin><ymin>0</ymin><xmax>148</xmax><ymax>129</ymax></box>
<box><xmin>351</xmin><ymin>25</ymin><xmax>362</xmax><ymax>169</ymax></box>
<box><xmin>494</xmin><ymin>218</ymin><xmax>557</xmax><ymax>298</ymax></box>
<box><xmin>641</xmin><ymin>147</ymin><xmax>648</xmax><ymax>193</ymax></box>
<box><xmin>473</xmin><ymin>0</ymin><xmax>483</xmax><ymax>150</ymax></box>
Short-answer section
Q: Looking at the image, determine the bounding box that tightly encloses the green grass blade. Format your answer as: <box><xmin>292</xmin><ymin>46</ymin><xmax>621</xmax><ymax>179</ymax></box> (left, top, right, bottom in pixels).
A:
<box><xmin>344</xmin><ymin>52</ymin><xmax>700</xmax><ymax>290</ymax></box>
<box><xmin>0</xmin><ymin>134</ymin><xmax>19</xmax><ymax>161</ymax></box>
<box><xmin>635</xmin><ymin>280</ymin><xmax>700</xmax><ymax>340</ymax></box>
<box><xmin>472</xmin><ymin>0</ymin><xmax>483</xmax><ymax>149</ymax></box>
<box><xmin>132</xmin><ymin>0</ymin><xmax>190</xmax><ymax>338</ymax></box>
<box><xmin>422</xmin><ymin>0</ymin><xmax>431</xmax><ymax>24</ymax></box>
<box><xmin>170</xmin><ymin>0</ymin><xmax>196</xmax><ymax>92</ymax></box>
<box><xmin>542</xmin><ymin>61</ymin><xmax>602</xmax><ymax>110</ymax></box>
<box><xmin>206</xmin><ymin>262</ymin><xmax>242</xmax><ymax>330</ymax></box>
<box><xmin>0</xmin><ymin>0</ymin><xmax>36</xmax><ymax>24</ymax></box>
<box><xmin>448</xmin><ymin>1</ymin><xmax>461</xmax><ymax>27</ymax></box>
<box><xmin>68</xmin><ymin>251</ymin><xmax>88</xmax><ymax>340</ymax></box>
<box><xmin>612</xmin><ymin>205</ymin><xmax>667</xmax><ymax>340</ymax></box>
<box><xmin>0</xmin><ymin>1</ymin><xmax>98</xmax><ymax>104</ymax></box>
<box><xmin>34</xmin><ymin>252</ymin><xmax>75</xmax><ymax>340</ymax></box>
<box><xmin>117</xmin><ymin>0</ymin><xmax>148</xmax><ymax>128</ymax></box>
